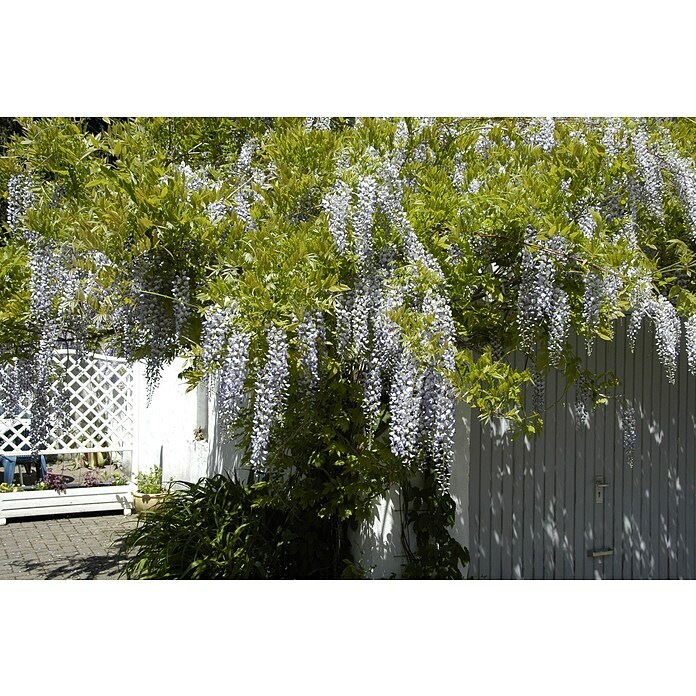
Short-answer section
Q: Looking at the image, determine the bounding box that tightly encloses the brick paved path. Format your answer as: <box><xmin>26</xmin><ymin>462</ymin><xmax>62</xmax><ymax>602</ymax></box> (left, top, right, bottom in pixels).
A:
<box><xmin>0</xmin><ymin>511</ymin><xmax>138</xmax><ymax>579</ymax></box>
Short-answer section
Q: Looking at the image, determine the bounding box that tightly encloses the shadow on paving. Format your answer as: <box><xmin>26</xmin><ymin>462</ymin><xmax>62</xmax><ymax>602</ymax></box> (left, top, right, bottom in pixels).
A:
<box><xmin>1</xmin><ymin>511</ymin><xmax>138</xmax><ymax>579</ymax></box>
<box><xmin>14</xmin><ymin>552</ymin><xmax>128</xmax><ymax>579</ymax></box>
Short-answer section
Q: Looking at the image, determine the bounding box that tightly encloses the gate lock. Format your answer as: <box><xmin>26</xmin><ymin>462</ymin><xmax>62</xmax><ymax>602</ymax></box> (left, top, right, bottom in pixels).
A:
<box><xmin>595</xmin><ymin>477</ymin><xmax>610</xmax><ymax>504</ymax></box>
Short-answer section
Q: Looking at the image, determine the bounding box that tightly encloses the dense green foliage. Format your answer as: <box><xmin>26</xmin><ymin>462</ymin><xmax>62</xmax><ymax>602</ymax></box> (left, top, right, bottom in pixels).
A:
<box><xmin>2</xmin><ymin>117</ymin><xmax>696</xmax><ymax>578</ymax></box>
<box><xmin>120</xmin><ymin>474</ymin><xmax>356</xmax><ymax>579</ymax></box>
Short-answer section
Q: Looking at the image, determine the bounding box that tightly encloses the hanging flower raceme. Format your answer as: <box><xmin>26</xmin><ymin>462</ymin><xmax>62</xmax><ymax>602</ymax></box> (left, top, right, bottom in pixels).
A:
<box><xmin>548</xmin><ymin>288</ymin><xmax>570</xmax><ymax>367</ymax></box>
<box><xmin>632</xmin><ymin>127</ymin><xmax>664</xmax><ymax>220</ymax></box>
<box><xmin>651</xmin><ymin>295</ymin><xmax>681</xmax><ymax>384</ymax></box>
<box><xmin>627</xmin><ymin>274</ymin><xmax>653</xmax><ymax>352</ymax></box>
<box><xmin>171</xmin><ymin>274</ymin><xmax>191</xmax><ymax>342</ymax></box>
<box><xmin>388</xmin><ymin>349</ymin><xmax>423</xmax><ymax>466</ymax></box>
<box><xmin>296</xmin><ymin>311</ymin><xmax>323</xmax><ymax>392</ymax></box>
<box><xmin>226</xmin><ymin>137</ymin><xmax>261</xmax><ymax>231</ymax></box>
<box><xmin>131</xmin><ymin>255</ymin><xmax>178</xmax><ymax>401</ymax></box>
<box><xmin>322</xmin><ymin>179</ymin><xmax>351</xmax><ymax>256</ymax></box>
<box><xmin>362</xmin><ymin>356</ymin><xmax>382</xmax><ymax>442</ymax></box>
<box><xmin>685</xmin><ymin>315</ymin><xmax>696</xmax><ymax>375</ymax></box>
<box><xmin>6</xmin><ymin>174</ymin><xmax>35</xmax><ymax>240</ymax></box>
<box><xmin>249</xmin><ymin>325</ymin><xmax>290</xmax><ymax>474</ymax></box>
<box><xmin>663</xmin><ymin>148</ymin><xmax>696</xmax><ymax>243</ymax></box>
<box><xmin>202</xmin><ymin>304</ymin><xmax>237</xmax><ymax>372</ymax></box>
<box><xmin>517</xmin><ymin>229</ymin><xmax>564</xmax><ymax>352</ymax></box>
<box><xmin>216</xmin><ymin>330</ymin><xmax>252</xmax><ymax>435</ymax></box>
<box><xmin>621</xmin><ymin>400</ymin><xmax>637</xmax><ymax>468</ymax></box>
<box><xmin>351</xmin><ymin>176</ymin><xmax>377</xmax><ymax>266</ymax></box>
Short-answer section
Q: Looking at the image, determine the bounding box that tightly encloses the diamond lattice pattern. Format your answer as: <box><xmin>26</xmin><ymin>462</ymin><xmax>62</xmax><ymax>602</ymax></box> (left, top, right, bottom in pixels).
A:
<box><xmin>0</xmin><ymin>350</ymin><xmax>134</xmax><ymax>456</ymax></box>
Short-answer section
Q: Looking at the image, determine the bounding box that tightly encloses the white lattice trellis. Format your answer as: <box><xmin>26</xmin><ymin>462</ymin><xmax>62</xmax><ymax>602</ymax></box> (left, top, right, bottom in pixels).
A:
<box><xmin>0</xmin><ymin>350</ymin><xmax>134</xmax><ymax>457</ymax></box>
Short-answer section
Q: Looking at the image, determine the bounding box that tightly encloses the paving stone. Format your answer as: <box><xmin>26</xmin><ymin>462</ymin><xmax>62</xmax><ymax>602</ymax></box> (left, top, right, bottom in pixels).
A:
<box><xmin>0</xmin><ymin>512</ymin><xmax>138</xmax><ymax>579</ymax></box>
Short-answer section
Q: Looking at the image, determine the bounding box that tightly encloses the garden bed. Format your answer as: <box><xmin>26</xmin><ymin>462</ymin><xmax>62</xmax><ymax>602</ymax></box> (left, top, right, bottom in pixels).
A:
<box><xmin>0</xmin><ymin>484</ymin><xmax>134</xmax><ymax>524</ymax></box>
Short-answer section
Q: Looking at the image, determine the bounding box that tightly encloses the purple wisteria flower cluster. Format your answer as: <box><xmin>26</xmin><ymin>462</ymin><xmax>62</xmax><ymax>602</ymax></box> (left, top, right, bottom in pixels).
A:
<box><xmin>548</xmin><ymin>288</ymin><xmax>570</xmax><ymax>367</ymax></box>
<box><xmin>6</xmin><ymin>174</ymin><xmax>35</xmax><ymax>239</ymax></box>
<box><xmin>651</xmin><ymin>295</ymin><xmax>681</xmax><ymax>384</ymax></box>
<box><xmin>296</xmin><ymin>311</ymin><xmax>323</xmax><ymax>392</ymax></box>
<box><xmin>320</xmin><ymin>148</ymin><xmax>460</xmax><ymax>489</ymax></box>
<box><xmin>4</xmin><ymin>179</ymin><xmax>94</xmax><ymax>449</ymax></box>
<box><xmin>621</xmin><ymin>400</ymin><xmax>637</xmax><ymax>468</ymax></box>
<box><xmin>574</xmin><ymin>375</ymin><xmax>591</xmax><ymax>430</ymax></box>
<box><xmin>685</xmin><ymin>315</ymin><xmax>696</xmax><ymax>375</ymax></box>
<box><xmin>250</xmin><ymin>326</ymin><xmax>290</xmax><ymax>473</ymax></box>
<box><xmin>516</xmin><ymin>229</ymin><xmax>566</xmax><ymax>353</ymax></box>
<box><xmin>663</xmin><ymin>149</ymin><xmax>696</xmax><ymax>242</ymax></box>
<box><xmin>216</xmin><ymin>330</ymin><xmax>252</xmax><ymax>436</ymax></box>
<box><xmin>232</xmin><ymin>138</ymin><xmax>260</xmax><ymax>232</ymax></box>
<box><xmin>632</xmin><ymin>128</ymin><xmax>664</xmax><ymax>220</ymax></box>
<box><xmin>171</xmin><ymin>274</ymin><xmax>191</xmax><ymax>342</ymax></box>
<box><xmin>131</xmin><ymin>255</ymin><xmax>177</xmax><ymax>400</ymax></box>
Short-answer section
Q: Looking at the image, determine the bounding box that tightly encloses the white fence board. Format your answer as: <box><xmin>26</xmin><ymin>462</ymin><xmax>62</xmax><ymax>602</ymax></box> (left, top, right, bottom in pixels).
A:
<box><xmin>469</xmin><ymin>321</ymin><xmax>696</xmax><ymax>579</ymax></box>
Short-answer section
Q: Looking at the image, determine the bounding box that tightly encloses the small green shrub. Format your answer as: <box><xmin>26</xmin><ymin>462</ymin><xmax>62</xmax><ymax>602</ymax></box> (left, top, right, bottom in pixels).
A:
<box><xmin>118</xmin><ymin>474</ymin><xmax>351</xmax><ymax>579</ymax></box>
<box><xmin>134</xmin><ymin>466</ymin><xmax>163</xmax><ymax>494</ymax></box>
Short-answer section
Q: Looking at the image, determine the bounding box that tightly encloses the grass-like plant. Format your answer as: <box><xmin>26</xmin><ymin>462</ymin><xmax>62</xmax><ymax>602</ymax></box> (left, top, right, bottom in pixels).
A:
<box><xmin>117</xmin><ymin>474</ymin><xmax>350</xmax><ymax>579</ymax></box>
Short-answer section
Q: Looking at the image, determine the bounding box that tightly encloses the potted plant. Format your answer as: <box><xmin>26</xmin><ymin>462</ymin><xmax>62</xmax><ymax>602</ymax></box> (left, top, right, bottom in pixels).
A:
<box><xmin>132</xmin><ymin>466</ymin><xmax>168</xmax><ymax>514</ymax></box>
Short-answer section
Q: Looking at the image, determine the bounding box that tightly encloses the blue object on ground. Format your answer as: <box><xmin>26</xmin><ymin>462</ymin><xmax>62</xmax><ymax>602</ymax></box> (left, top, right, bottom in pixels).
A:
<box><xmin>1</xmin><ymin>454</ymin><xmax>47</xmax><ymax>485</ymax></box>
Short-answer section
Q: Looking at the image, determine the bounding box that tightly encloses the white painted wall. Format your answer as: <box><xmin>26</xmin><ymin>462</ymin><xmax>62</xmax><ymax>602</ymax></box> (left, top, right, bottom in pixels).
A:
<box><xmin>349</xmin><ymin>487</ymin><xmax>406</xmax><ymax>579</ymax></box>
<box><xmin>133</xmin><ymin>363</ymin><xmax>245</xmax><ymax>486</ymax></box>
<box><xmin>133</xmin><ymin>359</ymin><xmax>198</xmax><ymax>485</ymax></box>
<box><xmin>349</xmin><ymin>402</ymin><xmax>472</xmax><ymax>579</ymax></box>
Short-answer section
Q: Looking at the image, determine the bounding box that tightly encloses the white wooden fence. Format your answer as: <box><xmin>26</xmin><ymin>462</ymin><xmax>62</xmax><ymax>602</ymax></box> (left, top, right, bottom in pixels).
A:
<box><xmin>469</xmin><ymin>320</ymin><xmax>696</xmax><ymax>579</ymax></box>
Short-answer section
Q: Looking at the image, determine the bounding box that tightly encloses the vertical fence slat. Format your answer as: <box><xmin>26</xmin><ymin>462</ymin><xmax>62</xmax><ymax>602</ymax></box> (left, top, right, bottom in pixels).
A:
<box><xmin>469</xmin><ymin>410</ymin><xmax>482</xmax><ymax>578</ymax></box>
<box><xmin>582</xmin><ymin>338</ymin><xmax>595</xmax><ymax>579</ymax></box>
<box><xmin>647</xmin><ymin>327</ymin><xmax>659</xmax><ymax>579</ymax></box>
<box><xmin>501</xmin><ymin>421</ymin><xmax>513</xmax><ymax>579</ymax></box>
<box><xmin>667</xmin><ymin>349</ymin><xmax>679</xmax><ymax>578</ymax></box>
<box><xmin>564</xmin><ymin>373</ymin><xmax>577</xmax><ymax>578</ymax></box>
<box><xmin>610</xmin><ymin>321</ymin><xmax>625</xmax><ymax>581</ymax></box>
<box><xmin>554</xmin><ymin>369</ymin><xmax>567</xmax><ymax>580</ymax></box>
<box><xmin>481</xmin><ymin>416</ymin><xmax>493</xmax><ymax>579</ymax></box>
<box><xmin>624</xmin><ymin>327</ymin><xmax>637</xmax><ymax>578</ymax></box>
<box><xmin>594</xmin><ymin>337</ymin><xmax>607</xmax><ymax>578</ymax></box>
<box><xmin>543</xmin><ymin>370</ymin><xmax>557</xmax><ymax>579</ymax></box>
<box><xmin>632</xmin><ymin>323</ymin><xmax>646</xmax><ymax>578</ymax></box>
<box><xmin>655</xmin><ymin>336</ymin><xmax>667</xmax><ymax>579</ymax></box>
<box><xmin>523</xmin><ymin>428</ymin><xmax>535</xmax><ymax>578</ymax></box>
<box><xmin>684</xmin><ymin>347</ymin><xmax>695</xmax><ymax>579</ymax></box>
<box><xmin>677</xmin><ymin>343</ymin><xmax>687</xmax><ymax>579</ymax></box>
<box><xmin>512</xmin><ymin>412</ymin><xmax>525</xmax><ymax>579</ymax></box>
<box><xmin>601</xmin><ymin>333</ymin><xmax>615</xmax><ymax>580</ymax></box>
<box><xmin>489</xmin><ymin>421</ymin><xmax>504</xmax><ymax>580</ymax></box>
<box><xmin>689</xmin><ymin>359</ymin><xmax>696</xmax><ymax>580</ymax></box>
<box><xmin>534</xmin><ymin>386</ymin><xmax>545</xmax><ymax>579</ymax></box>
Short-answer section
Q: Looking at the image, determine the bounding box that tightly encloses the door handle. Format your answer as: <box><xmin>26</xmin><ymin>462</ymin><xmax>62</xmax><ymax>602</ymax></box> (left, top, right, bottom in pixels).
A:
<box><xmin>595</xmin><ymin>477</ymin><xmax>610</xmax><ymax>503</ymax></box>
<box><xmin>588</xmin><ymin>548</ymin><xmax>613</xmax><ymax>558</ymax></box>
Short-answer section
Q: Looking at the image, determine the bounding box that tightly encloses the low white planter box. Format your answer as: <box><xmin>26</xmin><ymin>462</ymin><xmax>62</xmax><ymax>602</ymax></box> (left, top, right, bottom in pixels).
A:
<box><xmin>0</xmin><ymin>485</ymin><xmax>134</xmax><ymax>525</ymax></box>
